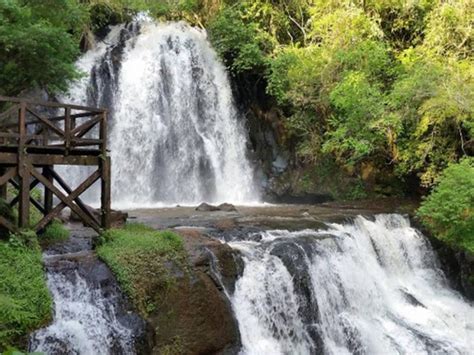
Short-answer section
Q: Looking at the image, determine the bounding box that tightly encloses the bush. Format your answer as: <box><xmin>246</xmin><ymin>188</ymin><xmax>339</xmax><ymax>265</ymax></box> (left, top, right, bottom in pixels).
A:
<box><xmin>0</xmin><ymin>236</ymin><xmax>51</xmax><ymax>351</ymax></box>
<box><xmin>417</xmin><ymin>158</ymin><xmax>474</xmax><ymax>252</ymax></box>
<box><xmin>97</xmin><ymin>223</ymin><xmax>186</xmax><ymax>315</ymax></box>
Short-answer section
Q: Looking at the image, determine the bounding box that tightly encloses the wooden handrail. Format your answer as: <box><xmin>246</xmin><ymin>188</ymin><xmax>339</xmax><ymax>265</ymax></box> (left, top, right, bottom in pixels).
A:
<box><xmin>0</xmin><ymin>97</ymin><xmax>107</xmax><ymax>151</ymax></box>
<box><xmin>0</xmin><ymin>96</ymin><xmax>106</xmax><ymax>113</ymax></box>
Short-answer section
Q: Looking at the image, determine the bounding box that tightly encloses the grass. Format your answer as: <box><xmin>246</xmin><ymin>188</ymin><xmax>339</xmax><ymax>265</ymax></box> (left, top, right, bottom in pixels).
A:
<box><xmin>96</xmin><ymin>223</ymin><xmax>186</xmax><ymax>316</ymax></box>
<box><xmin>39</xmin><ymin>219</ymin><xmax>70</xmax><ymax>246</ymax></box>
<box><xmin>0</xmin><ymin>234</ymin><xmax>52</xmax><ymax>351</ymax></box>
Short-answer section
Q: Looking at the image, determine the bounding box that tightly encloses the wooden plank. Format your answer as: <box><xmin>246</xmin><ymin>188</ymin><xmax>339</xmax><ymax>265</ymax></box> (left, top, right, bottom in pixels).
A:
<box><xmin>49</xmin><ymin>168</ymin><xmax>100</xmax><ymax>226</ymax></box>
<box><xmin>101</xmin><ymin>156</ymin><xmax>111</xmax><ymax>229</ymax></box>
<box><xmin>31</xmin><ymin>167</ymin><xmax>101</xmax><ymax>232</ymax></box>
<box><xmin>0</xmin><ymin>96</ymin><xmax>106</xmax><ymax>113</ymax></box>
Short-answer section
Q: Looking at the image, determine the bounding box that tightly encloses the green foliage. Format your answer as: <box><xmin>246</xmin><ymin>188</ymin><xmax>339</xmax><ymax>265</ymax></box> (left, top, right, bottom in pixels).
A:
<box><xmin>260</xmin><ymin>0</ymin><xmax>473</xmax><ymax>190</ymax></box>
<box><xmin>0</xmin><ymin>235</ymin><xmax>51</xmax><ymax>351</ymax></box>
<box><xmin>97</xmin><ymin>223</ymin><xmax>186</xmax><ymax>316</ymax></box>
<box><xmin>0</xmin><ymin>0</ymin><xmax>82</xmax><ymax>96</ymax></box>
<box><xmin>417</xmin><ymin>158</ymin><xmax>474</xmax><ymax>252</ymax></box>
<box><xmin>208</xmin><ymin>6</ymin><xmax>268</xmax><ymax>73</ymax></box>
<box><xmin>39</xmin><ymin>220</ymin><xmax>70</xmax><ymax>245</ymax></box>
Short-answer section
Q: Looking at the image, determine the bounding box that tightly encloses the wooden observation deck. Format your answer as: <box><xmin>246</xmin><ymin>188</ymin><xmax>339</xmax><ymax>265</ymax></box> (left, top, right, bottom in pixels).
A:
<box><xmin>0</xmin><ymin>96</ymin><xmax>110</xmax><ymax>234</ymax></box>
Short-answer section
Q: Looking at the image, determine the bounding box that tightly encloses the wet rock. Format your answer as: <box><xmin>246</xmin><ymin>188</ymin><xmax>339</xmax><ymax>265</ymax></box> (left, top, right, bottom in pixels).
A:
<box><xmin>195</xmin><ymin>202</ymin><xmax>220</xmax><ymax>211</ymax></box>
<box><xmin>147</xmin><ymin>228</ymin><xmax>242</xmax><ymax>354</ymax></box>
<box><xmin>270</xmin><ymin>239</ymin><xmax>325</xmax><ymax>352</ymax></box>
<box><xmin>400</xmin><ymin>289</ymin><xmax>426</xmax><ymax>308</ymax></box>
<box><xmin>217</xmin><ymin>203</ymin><xmax>238</xmax><ymax>212</ymax></box>
<box><xmin>69</xmin><ymin>206</ymin><xmax>128</xmax><ymax>228</ymax></box>
<box><xmin>195</xmin><ymin>202</ymin><xmax>237</xmax><ymax>213</ymax></box>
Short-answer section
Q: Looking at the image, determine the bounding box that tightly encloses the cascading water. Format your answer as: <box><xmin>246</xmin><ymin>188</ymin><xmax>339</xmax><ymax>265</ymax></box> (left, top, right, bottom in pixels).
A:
<box><xmin>228</xmin><ymin>214</ymin><xmax>474</xmax><ymax>355</ymax></box>
<box><xmin>61</xmin><ymin>19</ymin><xmax>259</xmax><ymax>208</ymax></box>
<box><xmin>30</xmin><ymin>270</ymin><xmax>136</xmax><ymax>354</ymax></box>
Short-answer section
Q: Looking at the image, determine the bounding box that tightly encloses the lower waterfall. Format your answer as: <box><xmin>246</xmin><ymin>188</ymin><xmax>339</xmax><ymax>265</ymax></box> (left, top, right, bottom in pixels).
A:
<box><xmin>30</xmin><ymin>271</ymin><xmax>135</xmax><ymax>354</ymax></box>
<box><xmin>229</xmin><ymin>214</ymin><xmax>474</xmax><ymax>355</ymax></box>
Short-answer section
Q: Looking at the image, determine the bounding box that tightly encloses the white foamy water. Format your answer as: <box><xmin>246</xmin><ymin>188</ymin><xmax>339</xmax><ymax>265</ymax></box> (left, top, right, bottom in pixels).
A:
<box><xmin>61</xmin><ymin>20</ymin><xmax>259</xmax><ymax>208</ymax></box>
<box><xmin>30</xmin><ymin>271</ymin><xmax>135</xmax><ymax>354</ymax></box>
<box><xmin>229</xmin><ymin>214</ymin><xmax>474</xmax><ymax>355</ymax></box>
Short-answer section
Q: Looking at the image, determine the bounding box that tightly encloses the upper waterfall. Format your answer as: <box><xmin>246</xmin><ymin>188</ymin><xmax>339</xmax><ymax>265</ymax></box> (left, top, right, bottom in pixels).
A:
<box><xmin>62</xmin><ymin>20</ymin><xmax>259</xmax><ymax>207</ymax></box>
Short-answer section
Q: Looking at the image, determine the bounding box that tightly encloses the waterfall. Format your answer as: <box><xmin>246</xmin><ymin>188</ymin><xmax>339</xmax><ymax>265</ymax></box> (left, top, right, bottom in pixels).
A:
<box><xmin>229</xmin><ymin>214</ymin><xmax>474</xmax><ymax>355</ymax></box>
<box><xmin>29</xmin><ymin>268</ymin><xmax>137</xmax><ymax>354</ymax></box>
<box><xmin>61</xmin><ymin>20</ymin><xmax>259</xmax><ymax>208</ymax></box>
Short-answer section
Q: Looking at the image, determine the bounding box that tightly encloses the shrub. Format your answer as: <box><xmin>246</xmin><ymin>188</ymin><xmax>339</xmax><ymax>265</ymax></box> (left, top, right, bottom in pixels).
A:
<box><xmin>0</xmin><ymin>236</ymin><xmax>51</xmax><ymax>351</ymax></box>
<box><xmin>417</xmin><ymin>158</ymin><xmax>474</xmax><ymax>252</ymax></box>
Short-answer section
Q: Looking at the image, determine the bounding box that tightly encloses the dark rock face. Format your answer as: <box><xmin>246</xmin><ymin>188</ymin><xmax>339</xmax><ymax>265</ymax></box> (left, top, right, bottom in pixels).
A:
<box><xmin>270</xmin><ymin>238</ymin><xmax>325</xmax><ymax>352</ymax></box>
<box><xmin>411</xmin><ymin>218</ymin><xmax>474</xmax><ymax>301</ymax></box>
<box><xmin>148</xmin><ymin>229</ymin><xmax>242</xmax><ymax>355</ymax></box>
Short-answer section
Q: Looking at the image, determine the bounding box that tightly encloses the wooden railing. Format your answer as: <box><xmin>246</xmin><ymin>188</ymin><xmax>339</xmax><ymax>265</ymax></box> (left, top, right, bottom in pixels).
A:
<box><xmin>0</xmin><ymin>96</ymin><xmax>110</xmax><ymax>234</ymax></box>
<box><xmin>0</xmin><ymin>96</ymin><xmax>107</xmax><ymax>155</ymax></box>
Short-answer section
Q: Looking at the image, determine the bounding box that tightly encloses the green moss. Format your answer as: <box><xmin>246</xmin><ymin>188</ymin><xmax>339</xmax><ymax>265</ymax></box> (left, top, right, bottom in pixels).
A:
<box><xmin>0</xmin><ymin>235</ymin><xmax>52</xmax><ymax>351</ymax></box>
<box><xmin>97</xmin><ymin>223</ymin><xmax>186</xmax><ymax>316</ymax></box>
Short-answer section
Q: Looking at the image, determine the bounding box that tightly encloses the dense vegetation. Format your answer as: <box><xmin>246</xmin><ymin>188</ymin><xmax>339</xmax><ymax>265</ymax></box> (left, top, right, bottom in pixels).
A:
<box><xmin>0</xmin><ymin>232</ymin><xmax>51</xmax><ymax>351</ymax></box>
<box><xmin>418</xmin><ymin>158</ymin><xmax>474</xmax><ymax>253</ymax></box>
<box><xmin>0</xmin><ymin>0</ymin><xmax>472</xmax><ymax>248</ymax></box>
<box><xmin>97</xmin><ymin>223</ymin><xmax>186</xmax><ymax>316</ymax></box>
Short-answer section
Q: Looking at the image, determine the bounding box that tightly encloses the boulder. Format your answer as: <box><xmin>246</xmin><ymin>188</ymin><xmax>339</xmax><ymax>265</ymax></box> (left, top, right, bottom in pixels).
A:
<box><xmin>217</xmin><ymin>203</ymin><xmax>237</xmax><ymax>212</ymax></box>
<box><xmin>147</xmin><ymin>228</ymin><xmax>242</xmax><ymax>354</ymax></box>
<box><xmin>195</xmin><ymin>202</ymin><xmax>237</xmax><ymax>212</ymax></box>
<box><xmin>195</xmin><ymin>202</ymin><xmax>220</xmax><ymax>211</ymax></box>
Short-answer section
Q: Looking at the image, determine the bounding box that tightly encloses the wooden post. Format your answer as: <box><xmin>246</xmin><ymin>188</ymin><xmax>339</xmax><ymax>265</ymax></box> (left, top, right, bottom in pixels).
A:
<box><xmin>43</xmin><ymin>166</ymin><xmax>53</xmax><ymax>216</ymax></box>
<box><xmin>100</xmin><ymin>156</ymin><xmax>111</xmax><ymax>230</ymax></box>
<box><xmin>65</xmin><ymin>107</ymin><xmax>71</xmax><ymax>154</ymax></box>
<box><xmin>0</xmin><ymin>167</ymin><xmax>6</xmax><ymax>200</ymax></box>
<box><xmin>18</xmin><ymin>102</ymin><xmax>29</xmax><ymax>228</ymax></box>
<box><xmin>100</xmin><ymin>111</ymin><xmax>110</xmax><ymax>229</ymax></box>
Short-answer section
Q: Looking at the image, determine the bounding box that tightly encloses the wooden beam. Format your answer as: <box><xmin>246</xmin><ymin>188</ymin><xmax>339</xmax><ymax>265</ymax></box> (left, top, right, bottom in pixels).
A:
<box><xmin>43</xmin><ymin>167</ymin><xmax>53</xmax><ymax>215</ymax></box>
<box><xmin>31</xmin><ymin>167</ymin><xmax>101</xmax><ymax>232</ymax></box>
<box><xmin>18</xmin><ymin>102</ymin><xmax>29</xmax><ymax>228</ymax></box>
<box><xmin>26</xmin><ymin>108</ymin><xmax>65</xmax><ymax>138</ymax></box>
<box><xmin>9</xmin><ymin>178</ymin><xmax>41</xmax><ymax>210</ymax></box>
<box><xmin>0</xmin><ymin>167</ymin><xmax>16</xmax><ymax>187</ymax></box>
<box><xmin>0</xmin><ymin>152</ymin><xmax>100</xmax><ymax>166</ymax></box>
<box><xmin>71</xmin><ymin>116</ymin><xmax>101</xmax><ymax>137</ymax></box>
<box><xmin>0</xmin><ymin>214</ymin><xmax>16</xmax><ymax>234</ymax></box>
<box><xmin>101</xmin><ymin>156</ymin><xmax>111</xmax><ymax>229</ymax></box>
<box><xmin>48</xmin><ymin>168</ymin><xmax>100</xmax><ymax>226</ymax></box>
<box><xmin>0</xmin><ymin>96</ymin><xmax>106</xmax><ymax>113</ymax></box>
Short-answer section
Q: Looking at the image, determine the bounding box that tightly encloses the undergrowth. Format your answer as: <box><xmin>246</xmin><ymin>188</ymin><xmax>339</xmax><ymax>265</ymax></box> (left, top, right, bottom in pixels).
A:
<box><xmin>39</xmin><ymin>219</ymin><xmax>70</xmax><ymax>246</ymax></box>
<box><xmin>0</xmin><ymin>232</ymin><xmax>51</xmax><ymax>351</ymax></box>
<box><xmin>96</xmin><ymin>223</ymin><xmax>186</xmax><ymax>316</ymax></box>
